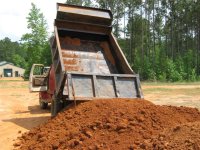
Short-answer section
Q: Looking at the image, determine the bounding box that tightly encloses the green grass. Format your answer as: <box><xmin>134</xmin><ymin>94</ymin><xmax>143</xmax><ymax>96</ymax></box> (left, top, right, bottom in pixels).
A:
<box><xmin>178</xmin><ymin>88</ymin><xmax>200</xmax><ymax>96</ymax></box>
<box><xmin>143</xmin><ymin>85</ymin><xmax>200</xmax><ymax>96</ymax></box>
<box><xmin>142</xmin><ymin>81</ymin><xmax>200</xmax><ymax>86</ymax></box>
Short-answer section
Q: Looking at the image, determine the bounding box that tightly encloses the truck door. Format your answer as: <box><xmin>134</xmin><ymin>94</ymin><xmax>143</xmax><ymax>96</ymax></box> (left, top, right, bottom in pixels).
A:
<box><xmin>29</xmin><ymin>64</ymin><xmax>49</xmax><ymax>92</ymax></box>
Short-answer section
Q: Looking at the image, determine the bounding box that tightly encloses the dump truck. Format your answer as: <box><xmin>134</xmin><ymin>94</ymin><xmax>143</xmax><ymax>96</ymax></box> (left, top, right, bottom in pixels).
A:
<box><xmin>29</xmin><ymin>3</ymin><xmax>143</xmax><ymax>117</ymax></box>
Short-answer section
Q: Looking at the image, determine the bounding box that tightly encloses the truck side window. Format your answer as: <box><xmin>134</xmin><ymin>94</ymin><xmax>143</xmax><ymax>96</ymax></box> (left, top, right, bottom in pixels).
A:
<box><xmin>43</xmin><ymin>67</ymin><xmax>50</xmax><ymax>75</ymax></box>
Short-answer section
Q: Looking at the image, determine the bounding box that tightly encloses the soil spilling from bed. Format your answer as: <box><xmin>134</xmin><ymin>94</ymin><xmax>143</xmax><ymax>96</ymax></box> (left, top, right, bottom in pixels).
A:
<box><xmin>14</xmin><ymin>99</ymin><xmax>200</xmax><ymax>150</ymax></box>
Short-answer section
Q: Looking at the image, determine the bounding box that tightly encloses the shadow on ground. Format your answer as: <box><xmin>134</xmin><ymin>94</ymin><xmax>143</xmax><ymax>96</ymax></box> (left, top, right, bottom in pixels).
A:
<box><xmin>2</xmin><ymin>116</ymin><xmax>50</xmax><ymax>130</ymax></box>
<box><xmin>15</xmin><ymin>105</ymin><xmax>51</xmax><ymax>114</ymax></box>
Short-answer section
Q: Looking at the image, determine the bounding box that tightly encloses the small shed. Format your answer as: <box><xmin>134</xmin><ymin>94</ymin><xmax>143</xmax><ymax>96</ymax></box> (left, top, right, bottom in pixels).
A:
<box><xmin>0</xmin><ymin>61</ymin><xmax>25</xmax><ymax>77</ymax></box>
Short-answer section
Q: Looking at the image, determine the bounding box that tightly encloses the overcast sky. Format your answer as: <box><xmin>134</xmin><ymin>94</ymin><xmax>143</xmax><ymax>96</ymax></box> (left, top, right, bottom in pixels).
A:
<box><xmin>0</xmin><ymin>0</ymin><xmax>66</xmax><ymax>42</ymax></box>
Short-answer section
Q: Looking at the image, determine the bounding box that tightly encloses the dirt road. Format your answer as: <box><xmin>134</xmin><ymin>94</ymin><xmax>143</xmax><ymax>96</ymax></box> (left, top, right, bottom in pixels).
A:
<box><xmin>0</xmin><ymin>79</ymin><xmax>200</xmax><ymax>149</ymax></box>
<box><xmin>0</xmin><ymin>78</ymin><xmax>50</xmax><ymax>150</ymax></box>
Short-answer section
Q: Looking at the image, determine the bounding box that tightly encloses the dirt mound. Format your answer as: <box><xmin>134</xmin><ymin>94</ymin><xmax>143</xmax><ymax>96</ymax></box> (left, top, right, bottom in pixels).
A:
<box><xmin>149</xmin><ymin>122</ymin><xmax>200</xmax><ymax>149</ymax></box>
<box><xmin>14</xmin><ymin>99</ymin><xmax>200</xmax><ymax>150</ymax></box>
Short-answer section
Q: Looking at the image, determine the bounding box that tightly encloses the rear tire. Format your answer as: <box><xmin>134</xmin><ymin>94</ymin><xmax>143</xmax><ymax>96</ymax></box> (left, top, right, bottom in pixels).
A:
<box><xmin>39</xmin><ymin>99</ymin><xmax>48</xmax><ymax>109</ymax></box>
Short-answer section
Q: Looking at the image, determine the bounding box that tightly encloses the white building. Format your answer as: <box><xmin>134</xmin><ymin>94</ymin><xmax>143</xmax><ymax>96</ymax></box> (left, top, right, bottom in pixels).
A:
<box><xmin>0</xmin><ymin>61</ymin><xmax>25</xmax><ymax>77</ymax></box>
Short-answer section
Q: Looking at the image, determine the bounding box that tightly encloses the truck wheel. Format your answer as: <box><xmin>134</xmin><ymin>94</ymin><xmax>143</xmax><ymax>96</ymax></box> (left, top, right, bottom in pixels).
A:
<box><xmin>39</xmin><ymin>99</ymin><xmax>48</xmax><ymax>109</ymax></box>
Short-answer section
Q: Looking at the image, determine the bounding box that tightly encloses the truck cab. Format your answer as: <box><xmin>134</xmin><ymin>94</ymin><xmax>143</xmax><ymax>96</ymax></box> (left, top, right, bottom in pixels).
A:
<box><xmin>29</xmin><ymin>64</ymin><xmax>53</xmax><ymax>109</ymax></box>
<box><xmin>29</xmin><ymin>64</ymin><xmax>50</xmax><ymax>92</ymax></box>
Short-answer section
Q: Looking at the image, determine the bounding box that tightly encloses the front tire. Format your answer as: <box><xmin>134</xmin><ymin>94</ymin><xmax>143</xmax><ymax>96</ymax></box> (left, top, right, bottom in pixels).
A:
<box><xmin>39</xmin><ymin>99</ymin><xmax>48</xmax><ymax>109</ymax></box>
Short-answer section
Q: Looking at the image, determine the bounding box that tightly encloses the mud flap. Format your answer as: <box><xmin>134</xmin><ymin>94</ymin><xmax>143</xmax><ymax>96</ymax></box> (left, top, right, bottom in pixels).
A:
<box><xmin>51</xmin><ymin>97</ymin><xmax>63</xmax><ymax>117</ymax></box>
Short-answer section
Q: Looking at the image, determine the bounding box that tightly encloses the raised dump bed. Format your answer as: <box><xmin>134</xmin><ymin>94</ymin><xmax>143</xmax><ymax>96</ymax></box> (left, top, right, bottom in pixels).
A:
<box><xmin>50</xmin><ymin>4</ymin><xmax>143</xmax><ymax>102</ymax></box>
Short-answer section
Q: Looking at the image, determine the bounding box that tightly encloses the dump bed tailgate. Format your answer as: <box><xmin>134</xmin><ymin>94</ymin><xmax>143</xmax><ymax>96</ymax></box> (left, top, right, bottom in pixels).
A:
<box><xmin>64</xmin><ymin>73</ymin><xmax>143</xmax><ymax>100</ymax></box>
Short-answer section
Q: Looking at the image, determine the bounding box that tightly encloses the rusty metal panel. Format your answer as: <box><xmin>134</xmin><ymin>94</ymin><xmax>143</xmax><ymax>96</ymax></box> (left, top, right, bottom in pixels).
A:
<box><xmin>55</xmin><ymin>20</ymin><xmax>112</xmax><ymax>35</ymax></box>
<box><xmin>62</xmin><ymin>52</ymin><xmax>110</xmax><ymax>74</ymax></box>
<box><xmin>68</xmin><ymin>74</ymin><xmax>94</xmax><ymax>99</ymax></box>
<box><xmin>117</xmin><ymin>77</ymin><xmax>137</xmax><ymax>98</ymax></box>
<box><xmin>136</xmin><ymin>76</ymin><xmax>144</xmax><ymax>98</ymax></box>
<box><xmin>60</xmin><ymin>36</ymin><xmax>117</xmax><ymax>74</ymax></box>
<box><xmin>63</xmin><ymin>79</ymin><xmax>68</xmax><ymax>96</ymax></box>
<box><xmin>72</xmin><ymin>75</ymin><xmax>93</xmax><ymax>97</ymax></box>
<box><xmin>96</xmin><ymin>76</ymin><xmax>116</xmax><ymax>98</ymax></box>
<box><xmin>58</xmin><ymin>5</ymin><xmax>111</xmax><ymax>19</ymax></box>
<box><xmin>109</xmin><ymin>33</ymin><xmax>134</xmax><ymax>74</ymax></box>
<box><xmin>56</xmin><ymin>3</ymin><xmax>112</xmax><ymax>26</ymax></box>
<box><xmin>66</xmin><ymin>73</ymin><xmax>142</xmax><ymax>100</ymax></box>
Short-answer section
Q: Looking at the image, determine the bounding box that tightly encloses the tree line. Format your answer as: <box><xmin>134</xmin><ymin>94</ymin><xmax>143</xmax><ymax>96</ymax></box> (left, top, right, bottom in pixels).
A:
<box><xmin>66</xmin><ymin>0</ymin><xmax>200</xmax><ymax>81</ymax></box>
<box><xmin>0</xmin><ymin>3</ymin><xmax>51</xmax><ymax>77</ymax></box>
<box><xmin>1</xmin><ymin>1</ymin><xmax>200</xmax><ymax>81</ymax></box>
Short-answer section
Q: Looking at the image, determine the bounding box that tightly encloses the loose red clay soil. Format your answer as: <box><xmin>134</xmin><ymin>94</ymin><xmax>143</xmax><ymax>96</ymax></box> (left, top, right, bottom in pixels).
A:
<box><xmin>14</xmin><ymin>99</ymin><xmax>200</xmax><ymax>150</ymax></box>
<box><xmin>149</xmin><ymin>122</ymin><xmax>200</xmax><ymax>149</ymax></box>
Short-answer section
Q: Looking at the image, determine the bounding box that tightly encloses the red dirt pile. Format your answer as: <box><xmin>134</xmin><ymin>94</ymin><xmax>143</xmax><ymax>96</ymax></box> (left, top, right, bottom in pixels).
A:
<box><xmin>148</xmin><ymin>121</ymin><xmax>200</xmax><ymax>149</ymax></box>
<box><xmin>14</xmin><ymin>99</ymin><xmax>200</xmax><ymax>150</ymax></box>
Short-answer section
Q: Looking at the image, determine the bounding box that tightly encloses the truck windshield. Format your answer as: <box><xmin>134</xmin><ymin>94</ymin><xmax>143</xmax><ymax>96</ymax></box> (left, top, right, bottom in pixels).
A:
<box><xmin>33</xmin><ymin>65</ymin><xmax>44</xmax><ymax>75</ymax></box>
